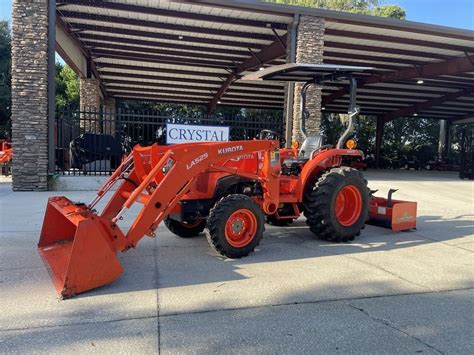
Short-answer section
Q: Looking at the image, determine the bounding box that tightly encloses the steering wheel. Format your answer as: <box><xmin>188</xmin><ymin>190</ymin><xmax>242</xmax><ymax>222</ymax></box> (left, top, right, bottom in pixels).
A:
<box><xmin>257</xmin><ymin>129</ymin><xmax>286</xmax><ymax>147</ymax></box>
<box><xmin>258</xmin><ymin>129</ymin><xmax>279</xmax><ymax>141</ymax></box>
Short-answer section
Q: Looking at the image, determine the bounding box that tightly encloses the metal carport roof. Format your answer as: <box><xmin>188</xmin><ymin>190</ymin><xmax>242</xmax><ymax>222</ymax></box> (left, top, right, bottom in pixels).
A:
<box><xmin>55</xmin><ymin>0</ymin><xmax>474</xmax><ymax>123</ymax></box>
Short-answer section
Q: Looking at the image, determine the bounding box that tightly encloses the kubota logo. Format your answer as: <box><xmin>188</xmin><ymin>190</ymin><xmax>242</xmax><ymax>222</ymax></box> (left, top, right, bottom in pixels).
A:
<box><xmin>230</xmin><ymin>154</ymin><xmax>255</xmax><ymax>161</ymax></box>
<box><xmin>218</xmin><ymin>145</ymin><xmax>244</xmax><ymax>155</ymax></box>
<box><xmin>186</xmin><ymin>152</ymin><xmax>208</xmax><ymax>170</ymax></box>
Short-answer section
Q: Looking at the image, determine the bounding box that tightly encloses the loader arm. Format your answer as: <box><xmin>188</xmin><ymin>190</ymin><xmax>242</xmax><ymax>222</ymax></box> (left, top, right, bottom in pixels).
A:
<box><xmin>109</xmin><ymin>140</ymin><xmax>280</xmax><ymax>250</ymax></box>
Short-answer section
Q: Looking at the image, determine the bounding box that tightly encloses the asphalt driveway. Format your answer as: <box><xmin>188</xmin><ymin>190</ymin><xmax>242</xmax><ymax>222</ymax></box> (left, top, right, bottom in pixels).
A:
<box><xmin>0</xmin><ymin>170</ymin><xmax>473</xmax><ymax>354</ymax></box>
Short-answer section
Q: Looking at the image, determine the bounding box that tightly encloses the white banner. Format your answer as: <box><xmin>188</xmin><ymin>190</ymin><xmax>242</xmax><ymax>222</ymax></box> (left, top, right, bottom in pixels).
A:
<box><xmin>166</xmin><ymin>123</ymin><xmax>229</xmax><ymax>144</ymax></box>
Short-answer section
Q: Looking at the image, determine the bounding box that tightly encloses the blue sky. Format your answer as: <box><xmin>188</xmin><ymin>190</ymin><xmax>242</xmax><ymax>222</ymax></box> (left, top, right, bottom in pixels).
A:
<box><xmin>393</xmin><ymin>0</ymin><xmax>473</xmax><ymax>30</ymax></box>
<box><xmin>0</xmin><ymin>0</ymin><xmax>472</xmax><ymax>29</ymax></box>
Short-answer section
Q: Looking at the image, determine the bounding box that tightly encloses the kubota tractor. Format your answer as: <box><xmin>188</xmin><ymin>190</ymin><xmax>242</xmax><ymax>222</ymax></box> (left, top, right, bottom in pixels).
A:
<box><xmin>38</xmin><ymin>64</ymin><xmax>416</xmax><ymax>298</ymax></box>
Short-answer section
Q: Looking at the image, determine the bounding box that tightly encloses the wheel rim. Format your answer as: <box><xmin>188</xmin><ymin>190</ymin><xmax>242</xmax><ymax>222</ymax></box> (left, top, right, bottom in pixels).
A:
<box><xmin>181</xmin><ymin>220</ymin><xmax>202</xmax><ymax>229</ymax></box>
<box><xmin>334</xmin><ymin>185</ymin><xmax>363</xmax><ymax>227</ymax></box>
<box><xmin>225</xmin><ymin>209</ymin><xmax>257</xmax><ymax>248</ymax></box>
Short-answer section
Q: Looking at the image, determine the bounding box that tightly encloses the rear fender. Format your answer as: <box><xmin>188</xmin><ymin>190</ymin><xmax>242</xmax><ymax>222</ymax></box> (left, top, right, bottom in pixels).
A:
<box><xmin>296</xmin><ymin>149</ymin><xmax>363</xmax><ymax>200</ymax></box>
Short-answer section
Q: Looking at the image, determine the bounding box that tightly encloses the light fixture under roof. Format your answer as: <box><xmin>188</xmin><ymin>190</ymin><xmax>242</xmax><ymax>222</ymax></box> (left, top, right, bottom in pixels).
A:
<box><xmin>417</xmin><ymin>79</ymin><xmax>424</xmax><ymax>84</ymax></box>
<box><xmin>178</xmin><ymin>35</ymin><xmax>184</xmax><ymax>40</ymax></box>
<box><xmin>259</xmin><ymin>67</ymin><xmax>265</xmax><ymax>71</ymax></box>
<box><xmin>413</xmin><ymin>113</ymin><xmax>418</xmax><ymax>116</ymax></box>
<box><xmin>217</xmin><ymin>100</ymin><xmax>222</xmax><ymax>104</ymax></box>
<box><xmin>321</xmin><ymin>107</ymin><xmax>326</xmax><ymax>110</ymax></box>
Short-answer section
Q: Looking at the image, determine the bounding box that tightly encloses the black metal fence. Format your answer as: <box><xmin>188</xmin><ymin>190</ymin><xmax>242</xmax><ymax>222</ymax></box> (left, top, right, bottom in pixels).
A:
<box><xmin>54</xmin><ymin>107</ymin><xmax>284</xmax><ymax>175</ymax></box>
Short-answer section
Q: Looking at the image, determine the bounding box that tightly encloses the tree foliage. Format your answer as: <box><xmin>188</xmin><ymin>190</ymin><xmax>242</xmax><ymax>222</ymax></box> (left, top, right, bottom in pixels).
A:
<box><xmin>0</xmin><ymin>20</ymin><xmax>11</xmax><ymax>138</ymax></box>
<box><xmin>55</xmin><ymin>62</ymin><xmax>80</xmax><ymax>110</ymax></box>
<box><xmin>372</xmin><ymin>4</ymin><xmax>406</xmax><ymax>19</ymax></box>
<box><xmin>321</xmin><ymin>113</ymin><xmax>440</xmax><ymax>164</ymax></box>
<box><xmin>266</xmin><ymin>0</ymin><xmax>406</xmax><ymax>19</ymax></box>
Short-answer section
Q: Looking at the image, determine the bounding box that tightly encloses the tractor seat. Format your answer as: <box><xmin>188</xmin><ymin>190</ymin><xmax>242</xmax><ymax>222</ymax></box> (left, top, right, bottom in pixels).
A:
<box><xmin>298</xmin><ymin>134</ymin><xmax>326</xmax><ymax>160</ymax></box>
<box><xmin>282</xmin><ymin>134</ymin><xmax>326</xmax><ymax>172</ymax></box>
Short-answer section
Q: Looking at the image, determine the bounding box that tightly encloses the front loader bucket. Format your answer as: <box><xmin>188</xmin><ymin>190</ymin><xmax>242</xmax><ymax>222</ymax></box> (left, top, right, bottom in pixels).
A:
<box><xmin>38</xmin><ymin>197</ymin><xmax>123</xmax><ymax>298</ymax></box>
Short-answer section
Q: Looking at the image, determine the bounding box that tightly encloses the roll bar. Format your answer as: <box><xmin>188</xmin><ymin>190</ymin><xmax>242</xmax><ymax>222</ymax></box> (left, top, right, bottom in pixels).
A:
<box><xmin>299</xmin><ymin>73</ymin><xmax>359</xmax><ymax>149</ymax></box>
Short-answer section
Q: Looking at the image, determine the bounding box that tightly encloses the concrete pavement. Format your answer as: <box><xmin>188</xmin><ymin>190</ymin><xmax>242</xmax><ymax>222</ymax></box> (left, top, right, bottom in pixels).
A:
<box><xmin>0</xmin><ymin>170</ymin><xmax>473</xmax><ymax>353</ymax></box>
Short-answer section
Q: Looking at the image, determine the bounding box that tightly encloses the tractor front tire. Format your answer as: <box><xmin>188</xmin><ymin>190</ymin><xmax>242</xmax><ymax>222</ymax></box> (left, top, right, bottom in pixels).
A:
<box><xmin>206</xmin><ymin>194</ymin><xmax>264</xmax><ymax>258</ymax></box>
<box><xmin>164</xmin><ymin>217</ymin><xmax>206</xmax><ymax>238</ymax></box>
<box><xmin>303</xmin><ymin>167</ymin><xmax>369</xmax><ymax>242</ymax></box>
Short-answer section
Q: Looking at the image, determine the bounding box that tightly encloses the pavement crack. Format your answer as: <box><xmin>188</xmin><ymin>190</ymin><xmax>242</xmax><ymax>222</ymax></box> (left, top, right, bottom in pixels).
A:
<box><xmin>348</xmin><ymin>304</ymin><xmax>444</xmax><ymax>354</ymax></box>
<box><xmin>410</xmin><ymin>231</ymin><xmax>474</xmax><ymax>254</ymax></box>
<box><xmin>345</xmin><ymin>254</ymin><xmax>434</xmax><ymax>292</ymax></box>
<box><xmin>157</xmin><ymin>286</ymin><xmax>474</xmax><ymax>319</ymax></box>
<box><xmin>0</xmin><ymin>315</ymin><xmax>159</xmax><ymax>333</ymax></box>
<box><xmin>0</xmin><ymin>266</ymin><xmax>44</xmax><ymax>272</ymax></box>
<box><xmin>1</xmin><ymin>287</ymin><xmax>472</xmax><ymax>334</ymax></box>
<box><xmin>307</xmin><ymin>242</ymin><xmax>434</xmax><ymax>292</ymax></box>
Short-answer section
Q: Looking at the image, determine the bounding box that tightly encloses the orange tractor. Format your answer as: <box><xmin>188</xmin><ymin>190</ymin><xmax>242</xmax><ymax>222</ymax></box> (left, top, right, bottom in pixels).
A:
<box><xmin>38</xmin><ymin>64</ymin><xmax>416</xmax><ymax>298</ymax></box>
<box><xmin>0</xmin><ymin>139</ymin><xmax>12</xmax><ymax>176</ymax></box>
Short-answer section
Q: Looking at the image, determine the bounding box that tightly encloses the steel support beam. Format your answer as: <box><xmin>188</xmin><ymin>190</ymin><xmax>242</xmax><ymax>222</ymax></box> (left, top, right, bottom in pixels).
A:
<box><xmin>71</xmin><ymin>23</ymin><xmax>265</xmax><ymax>50</ymax></box>
<box><xmin>47</xmin><ymin>0</ymin><xmax>56</xmax><ymax>174</ymax></box>
<box><xmin>375</xmin><ymin>116</ymin><xmax>384</xmax><ymax>169</ymax></box>
<box><xmin>208</xmin><ymin>34</ymin><xmax>288</xmax><ymax>112</ymax></box>
<box><xmin>113</xmin><ymin>93</ymin><xmax>282</xmax><ymax>109</ymax></box>
<box><xmin>324</xmin><ymin>41</ymin><xmax>451</xmax><ymax>61</ymax></box>
<box><xmin>97</xmin><ymin>63</ymin><xmax>223</xmax><ymax>78</ymax></box>
<box><xmin>60</xmin><ymin>11</ymin><xmax>276</xmax><ymax>42</ymax></box>
<box><xmin>83</xmin><ymin>41</ymin><xmax>239</xmax><ymax>62</ymax></box>
<box><xmin>438</xmin><ymin>119</ymin><xmax>448</xmax><ymax>159</ymax></box>
<box><xmin>77</xmin><ymin>33</ymin><xmax>251</xmax><ymax>57</ymax></box>
<box><xmin>91</xmin><ymin>49</ymin><xmax>231</xmax><ymax>69</ymax></box>
<box><xmin>100</xmin><ymin>71</ymin><xmax>285</xmax><ymax>93</ymax></box>
<box><xmin>451</xmin><ymin>112</ymin><xmax>474</xmax><ymax>124</ymax></box>
<box><xmin>57</xmin><ymin>0</ymin><xmax>287</xmax><ymax>30</ymax></box>
<box><xmin>56</xmin><ymin>16</ymin><xmax>107</xmax><ymax>99</ymax></box>
<box><xmin>284</xmin><ymin>14</ymin><xmax>299</xmax><ymax>148</ymax></box>
<box><xmin>382</xmin><ymin>88</ymin><xmax>472</xmax><ymax>122</ymax></box>
<box><xmin>322</xmin><ymin>55</ymin><xmax>474</xmax><ymax>107</ymax></box>
<box><xmin>324</xmin><ymin>28</ymin><xmax>474</xmax><ymax>53</ymax></box>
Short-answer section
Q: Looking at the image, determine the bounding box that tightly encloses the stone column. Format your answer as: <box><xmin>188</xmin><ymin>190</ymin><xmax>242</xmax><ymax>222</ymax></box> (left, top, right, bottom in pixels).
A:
<box><xmin>11</xmin><ymin>0</ymin><xmax>49</xmax><ymax>191</ymax></box>
<box><xmin>80</xmin><ymin>78</ymin><xmax>101</xmax><ymax>132</ymax></box>
<box><xmin>292</xmin><ymin>16</ymin><xmax>325</xmax><ymax>143</ymax></box>
<box><xmin>80</xmin><ymin>78</ymin><xmax>101</xmax><ymax>111</ymax></box>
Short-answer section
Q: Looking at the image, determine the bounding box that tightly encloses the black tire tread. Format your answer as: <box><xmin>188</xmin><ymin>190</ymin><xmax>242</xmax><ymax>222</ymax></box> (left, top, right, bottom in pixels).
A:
<box><xmin>206</xmin><ymin>194</ymin><xmax>264</xmax><ymax>258</ymax></box>
<box><xmin>164</xmin><ymin>217</ymin><xmax>206</xmax><ymax>238</ymax></box>
<box><xmin>303</xmin><ymin>167</ymin><xmax>369</xmax><ymax>242</ymax></box>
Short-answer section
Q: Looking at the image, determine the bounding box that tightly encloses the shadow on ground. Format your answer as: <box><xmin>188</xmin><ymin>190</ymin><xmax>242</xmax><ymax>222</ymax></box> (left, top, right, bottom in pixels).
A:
<box><xmin>32</xmin><ymin>212</ymin><xmax>471</xmax><ymax>297</ymax></box>
<box><xmin>1</xmin><ymin>279</ymin><xmax>472</xmax><ymax>354</ymax></box>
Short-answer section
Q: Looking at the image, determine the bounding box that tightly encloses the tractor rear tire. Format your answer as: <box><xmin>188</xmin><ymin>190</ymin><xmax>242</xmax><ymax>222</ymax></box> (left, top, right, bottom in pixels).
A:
<box><xmin>303</xmin><ymin>167</ymin><xmax>369</xmax><ymax>242</ymax></box>
<box><xmin>164</xmin><ymin>217</ymin><xmax>206</xmax><ymax>238</ymax></box>
<box><xmin>206</xmin><ymin>194</ymin><xmax>264</xmax><ymax>258</ymax></box>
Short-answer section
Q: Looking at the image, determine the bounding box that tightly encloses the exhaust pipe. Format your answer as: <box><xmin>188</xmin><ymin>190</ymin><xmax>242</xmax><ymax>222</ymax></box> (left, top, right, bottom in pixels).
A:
<box><xmin>337</xmin><ymin>76</ymin><xmax>359</xmax><ymax>149</ymax></box>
